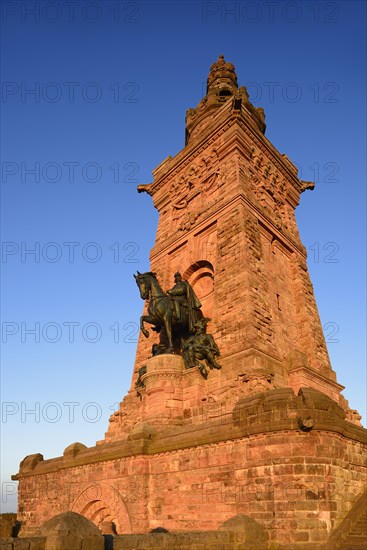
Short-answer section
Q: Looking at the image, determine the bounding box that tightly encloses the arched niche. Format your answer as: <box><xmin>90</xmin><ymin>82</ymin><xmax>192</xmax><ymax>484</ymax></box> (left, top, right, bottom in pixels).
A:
<box><xmin>183</xmin><ymin>261</ymin><xmax>215</xmax><ymax>322</ymax></box>
<box><xmin>71</xmin><ymin>483</ymin><xmax>131</xmax><ymax>534</ymax></box>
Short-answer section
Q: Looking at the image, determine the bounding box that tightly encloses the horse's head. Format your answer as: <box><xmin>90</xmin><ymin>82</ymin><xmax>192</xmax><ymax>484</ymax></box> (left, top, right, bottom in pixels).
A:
<box><xmin>134</xmin><ymin>271</ymin><xmax>148</xmax><ymax>300</ymax></box>
<box><xmin>134</xmin><ymin>271</ymin><xmax>157</xmax><ymax>300</ymax></box>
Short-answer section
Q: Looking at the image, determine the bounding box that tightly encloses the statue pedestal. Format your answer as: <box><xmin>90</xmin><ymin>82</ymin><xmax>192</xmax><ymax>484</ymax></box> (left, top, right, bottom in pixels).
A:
<box><xmin>141</xmin><ymin>354</ymin><xmax>184</xmax><ymax>422</ymax></box>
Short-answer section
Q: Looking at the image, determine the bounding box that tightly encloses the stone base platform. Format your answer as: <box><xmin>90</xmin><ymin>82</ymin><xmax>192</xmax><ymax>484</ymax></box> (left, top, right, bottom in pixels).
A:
<box><xmin>12</xmin><ymin>374</ymin><xmax>367</xmax><ymax>548</ymax></box>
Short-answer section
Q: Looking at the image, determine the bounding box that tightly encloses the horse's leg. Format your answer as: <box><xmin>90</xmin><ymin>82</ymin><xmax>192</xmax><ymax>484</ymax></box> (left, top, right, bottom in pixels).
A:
<box><xmin>140</xmin><ymin>315</ymin><xmax>156</xmax><ymax>338</ymax></box>
<box><xmin>163</xmin><ymin>312</ymin><xmax>174</xmax><ymax>353</ymax></box>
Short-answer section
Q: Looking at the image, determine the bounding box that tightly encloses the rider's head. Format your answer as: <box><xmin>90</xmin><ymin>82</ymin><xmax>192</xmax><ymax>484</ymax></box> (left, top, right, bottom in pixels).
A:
<box><xmin>174</xmin><ymin>272</ymin><xmax>182</xmax><ymax>282</ymax></box>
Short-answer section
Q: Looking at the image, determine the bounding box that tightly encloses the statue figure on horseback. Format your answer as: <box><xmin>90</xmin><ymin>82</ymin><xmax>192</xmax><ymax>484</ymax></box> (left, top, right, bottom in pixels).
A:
<box><xmin>133</xmin><ymin>270</ymin><xmax>203</xmax><ymax>354</ymax></box>
<box><xmin>134</xmin><ymin>270</ymin><xmax>222</xmax><ymax>378</ymax></box>
<box><xmin>167</xmin><ymin>272</ymin><xmax>202</xmax><ymax>333</ymax></box>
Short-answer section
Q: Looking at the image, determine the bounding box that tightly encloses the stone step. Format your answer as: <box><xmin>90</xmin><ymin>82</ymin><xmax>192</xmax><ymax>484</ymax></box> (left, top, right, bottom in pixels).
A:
<box><xmin>340</xmin><ymin>537</ymin><xmax>367</xmax><ymax>550</ymax></box>
<box><xmin>340</xmin><ymin>516</ymin><xmax>367</xmax><ymax>550</ymax></box>
<box><xmin>340</xmin><ymin>535</ymin><xmax>367</xmax><ymax>549</ymax></box>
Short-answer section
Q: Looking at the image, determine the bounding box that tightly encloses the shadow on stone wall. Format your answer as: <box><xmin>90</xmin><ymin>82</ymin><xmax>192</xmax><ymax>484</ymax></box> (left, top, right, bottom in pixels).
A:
<box><xmin>0</xmin><ymin>514</ymin><xmax>20</xmax><ymax>539</ymax></box>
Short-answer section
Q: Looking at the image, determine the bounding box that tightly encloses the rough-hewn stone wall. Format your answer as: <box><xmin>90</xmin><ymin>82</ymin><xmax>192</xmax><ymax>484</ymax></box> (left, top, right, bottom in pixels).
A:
<box><xmin>15</xmin><ymin>390</ymin><xmax>367</xmax><ymax>547</ymax></box>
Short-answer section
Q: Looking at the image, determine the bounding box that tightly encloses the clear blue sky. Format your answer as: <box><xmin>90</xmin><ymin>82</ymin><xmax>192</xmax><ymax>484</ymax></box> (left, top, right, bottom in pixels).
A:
<box><xmin>1</xmin><ymin>0</ymin><xmax>366</xmax><ymax>512</ymax></box>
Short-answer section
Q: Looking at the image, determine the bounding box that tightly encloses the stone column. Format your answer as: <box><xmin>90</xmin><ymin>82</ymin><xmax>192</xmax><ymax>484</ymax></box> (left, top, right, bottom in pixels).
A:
<box><xmin>141</xmin><ymin>354</ymin><xmax>184</xmax><ymax>424</ymax></box>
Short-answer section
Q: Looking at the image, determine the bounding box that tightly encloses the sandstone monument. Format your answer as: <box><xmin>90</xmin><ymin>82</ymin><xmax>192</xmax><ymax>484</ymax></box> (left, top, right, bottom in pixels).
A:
<box><xmin>10</xmin><ymin>56</ymin><xmax>366</xmax><ymax>549</ymax></box>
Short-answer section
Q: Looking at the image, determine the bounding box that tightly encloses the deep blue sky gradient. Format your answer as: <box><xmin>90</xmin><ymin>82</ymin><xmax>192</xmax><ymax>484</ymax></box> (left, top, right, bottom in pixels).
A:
<box><xmin>1</xmin><ymin>0</ymin><xmax>366</xmax><ymax>512</ymax></box>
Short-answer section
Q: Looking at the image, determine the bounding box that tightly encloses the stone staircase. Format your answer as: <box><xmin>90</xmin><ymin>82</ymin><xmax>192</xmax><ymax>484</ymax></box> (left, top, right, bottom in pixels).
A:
<box><xmin>339</xmin><ymin>510</ymin><xmax>367</xmax><ymax>549</ymax></box>
<box><xmin>326</xmin><ymin>491</ymin><xmax>367</xmax><ymax>549</ymax></box>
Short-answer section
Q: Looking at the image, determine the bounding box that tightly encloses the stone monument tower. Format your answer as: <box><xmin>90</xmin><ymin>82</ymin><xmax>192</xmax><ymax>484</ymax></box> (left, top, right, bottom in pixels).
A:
<box><xmin>12</xmin><ymin>56</ymin><xmax>366</xmax><ymax>549</ymax></box>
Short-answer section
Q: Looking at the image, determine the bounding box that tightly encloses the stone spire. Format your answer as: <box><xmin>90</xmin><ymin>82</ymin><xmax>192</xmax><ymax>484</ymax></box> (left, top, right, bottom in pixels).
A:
<box><xmin>185</xmin><ymin>55</ymin><xmax>265</xmax><ymax>145</ymax></box>
<box><xmin>206</xmin><ymin>54</ymin><xmax>238</xmax><ymax>95</ymax></box>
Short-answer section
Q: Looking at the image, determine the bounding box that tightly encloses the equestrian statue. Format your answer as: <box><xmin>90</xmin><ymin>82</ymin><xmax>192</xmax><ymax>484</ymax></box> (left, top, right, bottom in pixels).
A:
<box><xmin>134</xmin><ymin>271</ymin><xmax>203</xmax><ymax>354</ymax></box>
<box><xmin>134</xmin><ymin>270</ymin><xmax>222</xmax><ymax>378</ymax></box>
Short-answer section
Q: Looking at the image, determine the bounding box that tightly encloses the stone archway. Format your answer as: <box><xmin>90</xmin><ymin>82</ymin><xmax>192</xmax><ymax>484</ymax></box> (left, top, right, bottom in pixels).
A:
<box><xmin>71</xmin><ymin>483</ymin><xmax>132</xmax><ymax>534</ymax></box>
<box><xmin>183</xmin><ymin>261</ymin><xmax>215</xmax><ymax>321</ymax></box>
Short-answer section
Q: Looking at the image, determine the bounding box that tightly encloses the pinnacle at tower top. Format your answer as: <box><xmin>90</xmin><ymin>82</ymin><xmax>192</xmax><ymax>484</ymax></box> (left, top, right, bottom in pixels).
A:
<box><xmin>185</xmin><ymin>53</ymin><xmax>266</xmax><ymax>144</ymax></box>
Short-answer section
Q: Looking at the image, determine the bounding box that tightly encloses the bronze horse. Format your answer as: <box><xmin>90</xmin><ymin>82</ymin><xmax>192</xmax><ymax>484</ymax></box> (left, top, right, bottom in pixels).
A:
<box><xmin>134</xmin><ymin>271</ymin><xmax>202</xmax><ymax>354</ymax></box>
